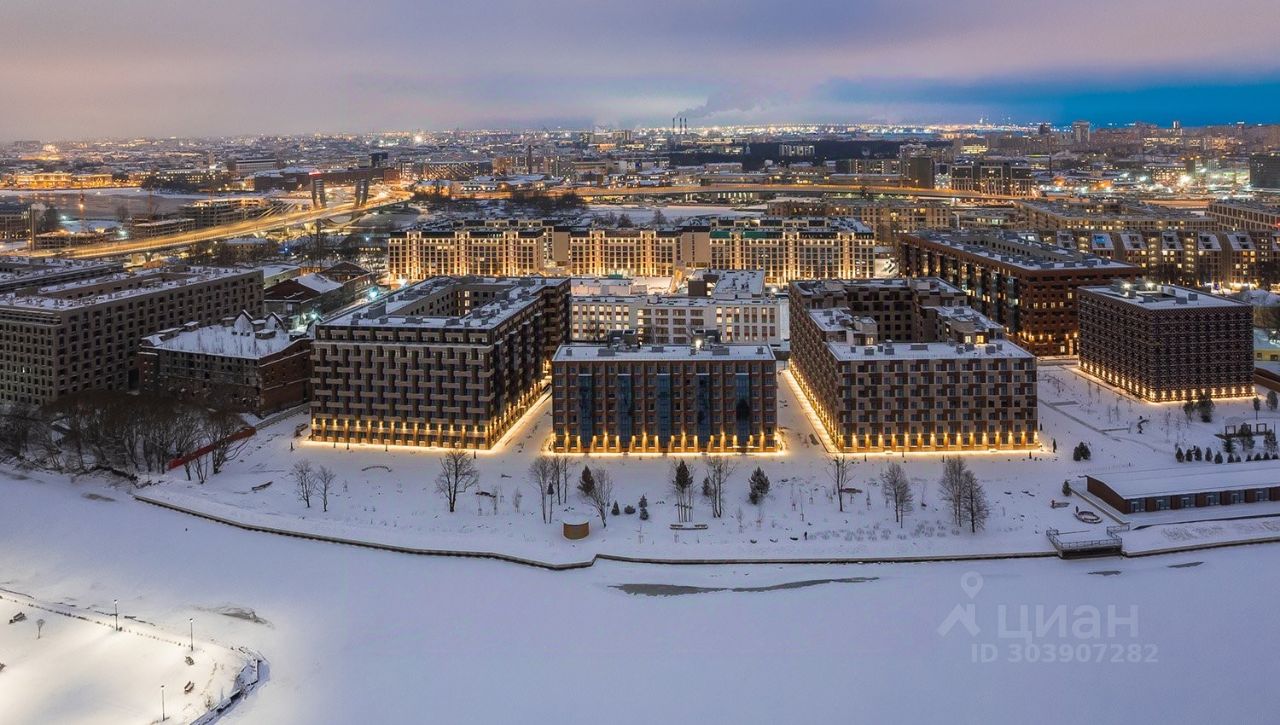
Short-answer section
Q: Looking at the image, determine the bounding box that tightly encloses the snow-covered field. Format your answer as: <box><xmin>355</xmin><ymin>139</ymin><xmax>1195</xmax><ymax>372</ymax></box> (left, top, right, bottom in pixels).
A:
<box><xmin>0</xmin><ymin>587</ymin><xmax>249</xmax><ymax>724</ymax></box>
<box><xmin>1</xmin><ymin>463</ymin><xmax>1278</xmax><ymax>724</ymax></box>
<box><xmin>142</xmin><ymin>363</ymin><xmax>1280</xmax><ymax>562</ymax></box>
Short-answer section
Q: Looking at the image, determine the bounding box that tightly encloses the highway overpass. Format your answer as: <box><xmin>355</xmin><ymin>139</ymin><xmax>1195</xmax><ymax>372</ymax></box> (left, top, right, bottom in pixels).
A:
<box><xmin>17</xmin><ymin>190</ymin><xmax>413</xmax><ymax>260</ymax></box>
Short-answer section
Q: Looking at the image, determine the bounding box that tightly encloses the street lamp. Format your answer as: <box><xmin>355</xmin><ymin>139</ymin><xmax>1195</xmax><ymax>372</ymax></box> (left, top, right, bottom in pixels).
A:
<box><xmin>161</xmin><ymin>684</ymin><xmax>166</xmax><ymax>721</ymax></box>
<box><xmin>113</xmin><ymin>599</ymin><xmax>119</xmax><ymax>631</ymax></box>
<box><xmin>188</xmin><ymin>618</ymin><xmax>194</xmax><ymax>652</ymax></box>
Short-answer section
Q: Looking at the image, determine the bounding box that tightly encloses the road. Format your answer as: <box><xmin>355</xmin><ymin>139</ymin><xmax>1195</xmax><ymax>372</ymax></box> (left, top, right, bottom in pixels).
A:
<box><xmin>14</xmin><ymin>189</ymin><xmax>413</xmax><ymax>260</ymax></box>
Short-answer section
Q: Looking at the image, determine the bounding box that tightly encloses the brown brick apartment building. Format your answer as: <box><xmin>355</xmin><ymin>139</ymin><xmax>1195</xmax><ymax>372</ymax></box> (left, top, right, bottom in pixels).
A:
<box><xmin>1077</xmin><ymin>281</ymin><xmax>1254</xmax><ymax>401</ymax></box>
<box><xmin>789</xmin><ymin>278</ymin><xmax>1038</xmax><ymax>453</ymax></box>
<box><xmin>138</xmin><ymin>311</ymin><xmax>311</xmax><ymax>416</ymax></box>
<box><xmin>551</xmin><ymin>342</ymin><xmax>777</xmax><ymax>453</ymax></box>
<box><xmin>898</xmin><ymin>230</ymin><xmax>1139</xmax><ymax>356</ymax></box>
<box><xmin>310</xmin><ymin>276</ymin><xmax>569</xmax><ymax>449</ymax></box>
<box><xmin>0</xmin><ymin>263</ymin><xmax>262</xmax><ymax>405</ymax></box>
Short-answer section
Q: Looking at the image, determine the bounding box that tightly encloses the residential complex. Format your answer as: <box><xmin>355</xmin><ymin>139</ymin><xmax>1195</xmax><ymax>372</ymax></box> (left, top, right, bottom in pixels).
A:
<box><xmin>1077</xmin><ymin>280</ymin><xmax>1254</xmax><ymax>401</ymax></box>
<box><xmin>897</xmin><ymin>230</ymin><xmax>1139</xmax><ymax>356</ymax></box>
<box><xmin>1207</xmin><ymin>199</ymin><xmax>1280</xmax><ymax>232</ymax></box>
<box><xmin>0</xmin><ymin>263</ymin><xmax>263</xmax><ymax>404</ymax></box>
<box><xmin>570</xmin><ymin>269</ymin><xmax>784</xmax><ymax>344</ymax></box>
<box><xmin>388</xmin><ymin>216</ymin><xmax>878</xmax><ymax>284</ymax></box>
<box><xmin>138</xmin><ymin>311</ymin><xmax>312</xmax><ymax>415</ymax></box>
<box><xmin>551</xmin><ymin>341</ymin><xmax>777</xmax><ymax>453</ymax></box>
<box><xmin>309</xmin><ymin>276</ymin><xmax>569</xmax><ymax>450</ymax></box>
<box><xmin>1048</xmin><ymin>229</ymin><xmax>1279</xmax><ymax>289</ymax></box>
<box><xmin>1017</xmin><ymin>199</ymin><xmax>1217</xmax><ymax>232</ymax></box>
<box><xmin>0</xmin><ymin>202</ymin><xmax>33</xmax><ymax>242</ymax></box>
<box><xmin>788</xmin><ymin>278</ymin><xmax>1038</xmax><ymax>453</ymax></box>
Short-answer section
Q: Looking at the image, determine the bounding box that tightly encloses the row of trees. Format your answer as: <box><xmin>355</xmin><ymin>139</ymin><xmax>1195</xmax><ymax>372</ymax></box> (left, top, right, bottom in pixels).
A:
<box><xmin>879</xmin><ymin>458</ymin><xmax>990</xmax><ymax>532</ymax></box>
<box><xmin>0</xmin><ymin>391</ymin><xmax>249</xmax><ymax>482</ymax></box>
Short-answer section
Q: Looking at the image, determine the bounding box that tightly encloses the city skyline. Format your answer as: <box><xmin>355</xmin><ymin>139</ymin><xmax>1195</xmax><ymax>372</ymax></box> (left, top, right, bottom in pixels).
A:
<box><xmin>5</xmin><ymin>0</ymin><xmax>1280</xmax><ymax>139</ymax></box>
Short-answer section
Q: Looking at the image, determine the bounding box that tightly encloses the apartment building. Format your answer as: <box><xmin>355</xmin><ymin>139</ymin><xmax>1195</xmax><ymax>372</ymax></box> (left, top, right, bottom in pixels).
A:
<box><xmin>138</xmin><ymin>311</ymin><xmax>311</xmax><ymax>415</ymax></box>
<box><xmin>1208</xmin><ymin>200</ymin><xmax>1280</xmax><ymax>232</ymax></box>
<box><xmin>1050</xmin><ymin>229</ymin><xmax>1280</xmax><ymax>289</ymax></box>
<box><xmin>310</xmin><ymin>276</ymin><xmax>569</xmax><ymax>450</ymax></box>
<box><xmin>0</xmin><ymin>264</ymin><xmax>263</xmax><ymax>404</ymax></box>
<box><xmin>0</xmin><ymin>202</ymin><xmax>33</xmax><ymax>242</ymax></box>
<box><xmin>551</xmin><ymin>342</ymin><xmax>777</xmax><ymax>453</ymax></box>
<box><xmin>897</xmin><ymin>230</ymin><xmax>1140</xmax><ymax>356</ymax></box>
<box><xmin>789</xmin><ymin>278</ymin><xmax>1038</xmax><ymax>453</ymax></box>
<box><xmin>388</xmin><ymin>217</ymin><xmax>878</xmax><ymax>284</ymax></box>
<box><xmin>949</xmin><ymin>160</ymin><xmax>1035</xmax><ymax>196</ymax></box>
<box><xmin>1078</xmin><ymin>281</ymin><xmax>1253</xmax><ymax>402</ymax></box>
<box><xmin>1018</xmin><ymin>200</ymin><xmax>1217</xmax><ymax>232</ymax></box>
<box><xmin>570</xmin><ymin>270</ymin><xmax>783</xmax><ymax>344</ymax></box>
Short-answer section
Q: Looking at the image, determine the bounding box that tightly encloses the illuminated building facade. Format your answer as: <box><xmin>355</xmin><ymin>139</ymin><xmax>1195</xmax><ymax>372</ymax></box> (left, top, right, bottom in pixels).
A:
<box><xmin>788</xmin><ymin>278</ymin><xmax>1038</xmax><ymax>453</ymax></box>
<box><xmin>1078</xmin><ymin>281</ymin><xmax>1254</xmax><ymax>402</ymax></box>
<box><xmin>310</xmin><ymin>276</ymin><xmax>569</xmax><ymax>450</ymax></box>
<box><xmin>551</xmin><ymin>342</ymin><xmax>777</xmax><ymax>453</ymax></box>
<box><xmin>388</xmin><ymin>217</ymin><xmax>877</xmax><ymax>284</ymax></box>
<box><xmin>897</xmin><ymin>230</ymin><xmax>1140</xmax><ymax>356</ymax></box>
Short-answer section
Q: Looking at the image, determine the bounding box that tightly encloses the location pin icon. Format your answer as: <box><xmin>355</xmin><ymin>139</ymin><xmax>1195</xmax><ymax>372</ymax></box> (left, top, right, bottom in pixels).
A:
<box><xmin>960</xmin><ymin>571</ymin><xmax>983</xmax><ymax>599</ymax></box>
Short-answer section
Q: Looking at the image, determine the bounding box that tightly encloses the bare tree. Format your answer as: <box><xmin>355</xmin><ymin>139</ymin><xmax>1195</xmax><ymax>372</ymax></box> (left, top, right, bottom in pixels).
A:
<box><xmin>578</xmin><ymin>467</ymin><xmax>614</xmax><ymax>528</ymax></box>
<box><xmin>549</xmin><ymin>454</ymin><xmax>575</xmax><ymax>505</ymax></box>
<box><xmin>205</xmin><ymin>409</ymin><xmax>250</xmax><ymax>474</ymax></box>
<box><xmin>528</xmin><ymin>457</ymin><xmax>555</xmax><ymax>524</ymax></box>
<box><xmin>703</xmin><ymin>456</ymin><xmax>736</xmax><ymax>518</ymax></box>
<box><xmin>315</xmin><ymin>465</ymin><xmax>337</xmax><ymax>512</ymax></box>
<box><xmin>292</xmin><ymin>460</ymin><xmax>316</xmax><ymax>508</ymax></box>
<box><xmin>960</xmin><ymin>470</ymin><xmax>990</xmax><ymax>533</ymax></box>
<box><xmin>881</xmin><ymin>463</ymin><xmax>913</xmax><ymax>527</ymax></box>
<box><xmin>828</xmin><ymin>454</ymin><xmax>853</xmax><ymax>513</ymax></box>
<box><xmin>938</xmin><ymin>456</ymin><xmax>968</xmax><ymax>527</ymax></box>
<box><xmin>435</xmin><ymin>450</ymin><xmax>479</xmax><ymax>513</ymax></box>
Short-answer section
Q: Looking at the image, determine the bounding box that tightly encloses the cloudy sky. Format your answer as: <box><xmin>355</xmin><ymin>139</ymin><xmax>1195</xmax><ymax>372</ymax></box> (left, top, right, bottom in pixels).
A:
<box><xmin>5</xmin><ymin>0</ymin><xmax>1280</xmax><ymax>139</ymax></box>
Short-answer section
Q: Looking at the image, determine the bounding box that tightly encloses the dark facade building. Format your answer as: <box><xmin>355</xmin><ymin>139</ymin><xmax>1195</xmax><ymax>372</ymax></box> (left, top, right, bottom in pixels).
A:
<box><xmin>1078</xmin><ymin>281</ymin><xmax>1254</xmax><ymax>401</ymax></box>
<box><xmin>551</xmin><ymin>342</ymin><xmax>777</xmax><ymax>453</ymax></box>
<box><xmin>138</xmin><ymin>311</ymin><xmax>311</xmax><ymax>415</ymax></box>
<box><xmin>949</xmin><ymin>160</ymin><xmax>1034</xmax><ymax>196</ymax></box>
<box><xmin>898</xmin><ymin>230</ymin><xmax>1140</xmax><ymax>356</ymax></box>
<box><xmin>1088</xmin><ymin>468</ymin><xmax>1280</xmax><ymax>515</ymax></box>
<box><xmin>0</xmin><ymin>263</ymin><xmax>262</xmax><ymax>404</ymax></box>
<box><xmin>1249</xmin><ymin>152</ymin><xmax>1280</xmax><ymax>191</ymax></box>
<box><xmin>0</xmin><ymin>202</ymin><xmax>33</xmax><ymax>242</ymax></box>
<box><xmin>788</xmin><ymin>278</ymin><xmax>1038</xmax><ymax>453</ymax></box>
<box><xmin>310</xmin><ymin>276</ymin><xmax>569</xmax><ymax>450</ymax></box>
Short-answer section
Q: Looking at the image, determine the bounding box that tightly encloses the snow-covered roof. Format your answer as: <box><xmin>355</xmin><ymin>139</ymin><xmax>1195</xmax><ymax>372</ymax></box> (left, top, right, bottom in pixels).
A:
<box><xmin>142</xmin><ymin>311</ymin><xmax>307</xmax><ymax>359</ymax></box>
<box><xmin>555</xmin><ymin>342</ymin><xmax>775</xmax><ymax>362</ymax></box>
<box><xmin>1081</xmin><ymin>281</ymin><xmax>1245</xmax><ymax>310</ymax></box>
<box><xmin>1091</xmin><ymin>466</ymin><xmax>1280</xmax><ymax>499</ymax></box>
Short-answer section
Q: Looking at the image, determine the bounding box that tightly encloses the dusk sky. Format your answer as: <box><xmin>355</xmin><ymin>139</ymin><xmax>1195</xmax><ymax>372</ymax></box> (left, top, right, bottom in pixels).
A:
<box><xmin>6</xmin><ymin>0</ymin><xmax>1280</xmax><ymax>139</ymax></box>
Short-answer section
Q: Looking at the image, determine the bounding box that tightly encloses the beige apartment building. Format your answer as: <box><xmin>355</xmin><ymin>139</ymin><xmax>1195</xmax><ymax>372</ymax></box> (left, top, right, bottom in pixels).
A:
<box><xmin>388</xmin><ymin>217</ymin><xmax>878</xmax><ymax>284</ymax></box>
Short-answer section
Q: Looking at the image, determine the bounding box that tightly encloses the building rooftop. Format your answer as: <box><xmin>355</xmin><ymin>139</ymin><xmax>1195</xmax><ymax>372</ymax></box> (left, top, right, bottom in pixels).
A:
<box><xmin>908</xmin><ymin>230</ymin><xmax>1138</xmax><ymax>272</ymax></box>
<box><xmin>554</xmin><ymin>342</ymin><xmax>776</xmax><ymax>362</ymax></box>
<box><xmin>0</xmin><ymin>265</ymin><xmax>256</xmax><ymax>312</ymax></box>
<box><xmin>1092</xmin><ymin>467</ymin><xmax>1280</xmax><ymax>500</ymax></box>
<box><xmin>323</xmin><ymin>276</ymin><xmax>564</xmax><ymax>329</ymax></box>
<box><xmin>1081</xmin><ymin>280</ymin><xmax>1247</xmax><ymax>310</ymax></box>
<box><xmin>828</xmin><ymin>338</ymin><xmax>1032</xmax><ymax>362</ymax></box>
<box><xmin>142</xmin><ymin>311</ymin><xmax>306</xmax><ymax>360</ymax></box>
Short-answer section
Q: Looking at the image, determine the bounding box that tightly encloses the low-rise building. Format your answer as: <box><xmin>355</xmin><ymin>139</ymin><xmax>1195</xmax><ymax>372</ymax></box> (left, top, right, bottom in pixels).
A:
<box><xmin>1077</xmin><ymin>280</ymin><xmax>1254</xmax><ymax>401</ymax></box>
<box><xmin>1088</xmin><ymin>468</ymin><xmax>1280</xmax><ymax>515</ymax></box>
<box><xmin>138</xmin><ymin>311</ymin><xmax>311</xmax><ymax>415</ymax></box>
<box><xmin>551</xmin><ymin>341</ymin><xmax>777</xmax><ymax>453</ymax></box>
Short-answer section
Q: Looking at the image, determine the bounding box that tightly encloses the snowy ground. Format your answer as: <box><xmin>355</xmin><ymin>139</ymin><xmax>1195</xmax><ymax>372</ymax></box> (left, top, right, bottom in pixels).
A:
<box><xmin>141</xmin><ymin>363</ymin><xmax>1280</xmax><ymax>562</ymax></box>
<box><xmin>0</xmin><ymin>586</ymin><xmax>248</xmax><ymax>724</ymax></box>
<box><xmin>1</xmin><ymin>465</ymin><xmax>1278</xmax><ymax>724</ymax></box>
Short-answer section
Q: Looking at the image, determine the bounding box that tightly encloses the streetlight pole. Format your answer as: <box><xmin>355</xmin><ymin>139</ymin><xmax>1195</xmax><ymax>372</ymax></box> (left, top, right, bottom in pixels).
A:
<box><xmin>161</xmin><ymin>684</ymin><xmax>166</xmax><ymax>721</ymax></box>
<box><xmin>189</xmin><ymin>618</ymin><xmax>194</xmax><ymax>652</ymax></box>
<box><xmin>113</xmin><ymin>599</ymin><xmax>118</xmax><ymax>631</ymax></box>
